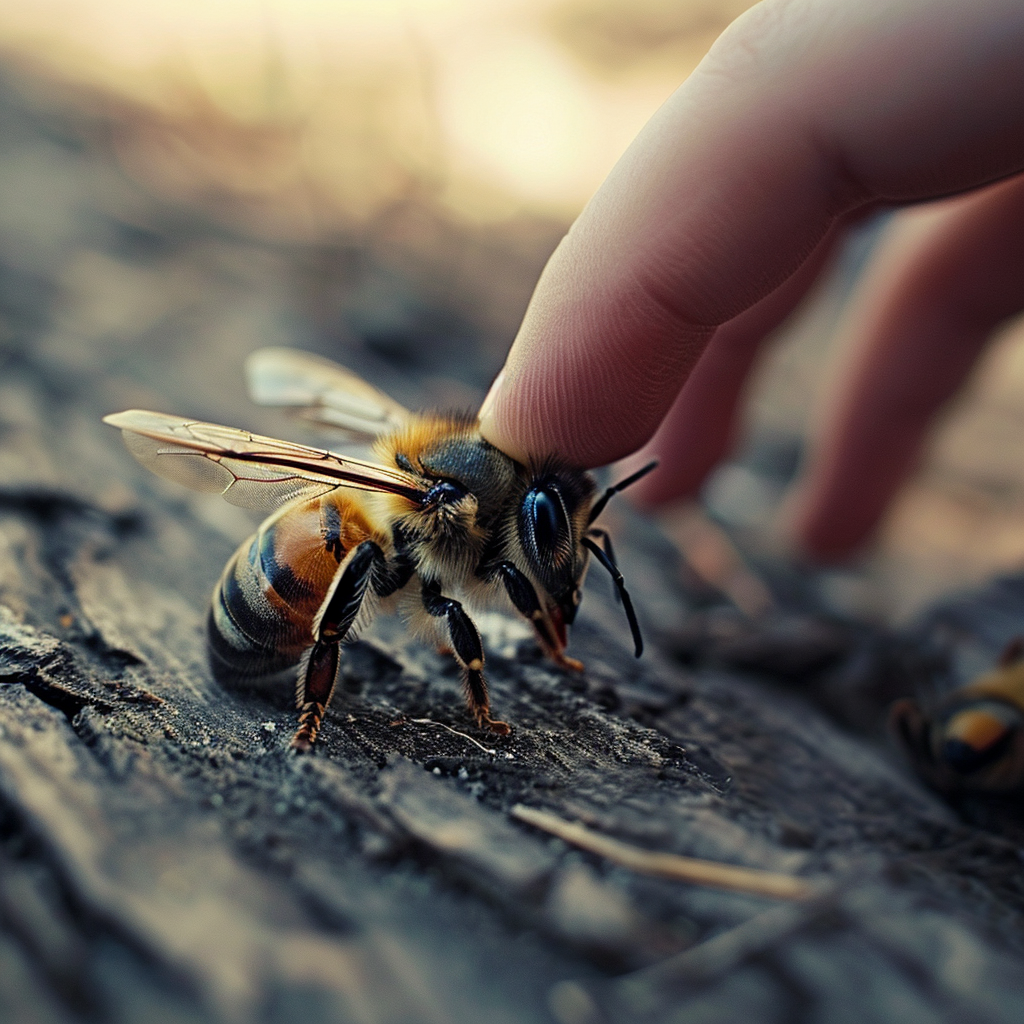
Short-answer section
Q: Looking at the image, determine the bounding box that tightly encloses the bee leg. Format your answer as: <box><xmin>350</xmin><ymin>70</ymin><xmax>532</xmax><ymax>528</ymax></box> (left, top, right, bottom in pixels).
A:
<box><xmin>492</xmin><ymin>561</ymin><xmax>583</xmax><ymax>672</ymax></box>
<box><xmin>999</xmin><ymin>636</ymin><xmax>1024</xmax><ymax>667</ymax></box>
<box><xmin>889</xmin><ymin>698</ymin><xmax>935</xmax><ymax>768</ymax></box>
<box><xmin>292</xmin><ymin>642</ymin><xmax>341</xmax><ymax>753</ymax></box>
<box><xmin>421</xmin><ymin>580</ymin><xmax>510</xmax><ymax>735</ymax></box>
<box><xmin>582</xmin><ymin>536</ymin><xmax>644</xmax><ymax>658</ymax></box>
<box><xmin>292</xmin><ymin>540</ymin><xmax>382</xmax><ymax>752</ymax></box>
<box><xmin>371</xmin><ymin>527</ymin><xmax>416</xmax><ymax>599</ymax></box>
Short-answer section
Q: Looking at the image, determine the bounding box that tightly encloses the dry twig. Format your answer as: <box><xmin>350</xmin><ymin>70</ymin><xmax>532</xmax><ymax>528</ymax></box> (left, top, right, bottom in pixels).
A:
<box><xmin>512</xmin><ymin>805</ymin><xmax>819</xmax><ymax>901</ymax></box>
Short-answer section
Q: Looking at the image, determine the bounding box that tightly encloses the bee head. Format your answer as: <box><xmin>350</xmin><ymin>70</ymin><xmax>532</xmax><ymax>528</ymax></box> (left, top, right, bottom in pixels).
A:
<box><xmin>515</xmin><ymin>460</ymin><xmax>656</xmax><ymax>658</ymax></box>
<box><xmin>517</xmin><ymin>470</ymin><xmax>594</xmax><ymax>626</ymax></box>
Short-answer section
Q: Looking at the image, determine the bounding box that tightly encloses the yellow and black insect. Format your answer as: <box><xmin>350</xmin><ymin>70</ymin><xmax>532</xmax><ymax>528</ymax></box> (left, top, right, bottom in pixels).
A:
<box><xmin>890</xmin><ymin>637</ymin><xmax>1024</xmax><ymax>793</ymax></box>
<box><xmin>105</xmin><ymin>348</ymin><xmax>653</xmax><ymax>751</ymax></box>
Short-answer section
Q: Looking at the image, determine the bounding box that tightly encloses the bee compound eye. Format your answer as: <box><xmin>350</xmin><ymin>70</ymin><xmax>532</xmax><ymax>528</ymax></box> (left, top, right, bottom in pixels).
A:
<box><xmin>524</xmin><ymin>486</ymin><xmax>564</xmax><ymax>553</ymax></box>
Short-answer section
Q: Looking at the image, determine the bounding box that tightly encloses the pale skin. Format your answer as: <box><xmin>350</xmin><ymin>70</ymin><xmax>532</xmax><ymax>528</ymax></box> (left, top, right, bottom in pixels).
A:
<box><xmin>477</xmin><ymin>0</ymin><xmax>1024</xmax><ymax>561</ymax></box>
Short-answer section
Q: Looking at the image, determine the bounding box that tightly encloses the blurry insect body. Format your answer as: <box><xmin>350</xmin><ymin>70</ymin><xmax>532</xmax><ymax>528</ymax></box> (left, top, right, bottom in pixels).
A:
<box><xmin>891</xmin><ymin>637</ymin><xmax>1024</xmax><ymax>793</ymax></box>
<box><xmin>105</xmin><ymin>348</ymin><xmax>651</xmax><ymax>751</ymax></box>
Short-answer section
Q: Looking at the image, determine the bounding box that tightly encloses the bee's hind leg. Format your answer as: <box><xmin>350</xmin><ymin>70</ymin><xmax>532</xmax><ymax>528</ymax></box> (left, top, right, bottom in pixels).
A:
<box><xmin>292</xmin><ymin>540</ymin><xmax>382</xmax><ymax>752</ymax></box>
<box><xmin>421</xmin><ymin>580</ymin><xmax>510</xmax><ymax>735</ymax></box>
<box><xmin>292</xmin><ymin>642</ymin><xmax>341</xmax><ymax>753</ymax></box>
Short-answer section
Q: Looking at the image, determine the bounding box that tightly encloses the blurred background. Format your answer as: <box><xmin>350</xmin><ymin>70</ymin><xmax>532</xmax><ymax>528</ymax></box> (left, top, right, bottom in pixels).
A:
<box><xmin>4</xmin><ymin>0</ymin><xmax>1024</xmax><ymax>623</ymax></box>
<box><xmin>0</xmin><ymin>0</ymin><xmax>747</xmax><ymax>225</ymax></box>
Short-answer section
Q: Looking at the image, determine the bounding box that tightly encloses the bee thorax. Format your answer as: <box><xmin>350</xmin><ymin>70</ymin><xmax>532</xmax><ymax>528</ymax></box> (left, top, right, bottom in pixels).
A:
<box><xmin>401</xmin><ymin>494</ymin><xmax>482</xmax><ymax>576</ymax></box>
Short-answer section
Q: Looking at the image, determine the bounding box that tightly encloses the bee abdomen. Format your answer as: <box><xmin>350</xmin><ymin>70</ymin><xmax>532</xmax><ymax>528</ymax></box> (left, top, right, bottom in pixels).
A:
<box><xmin>206</xmin><ymin>493</ymin><xmax>379</xmax><ymax>684</ymax></box>
<box><xmin>208</xmin><ymin>539</ymin><xmax>312</xmax><ymax>681</ymax></box>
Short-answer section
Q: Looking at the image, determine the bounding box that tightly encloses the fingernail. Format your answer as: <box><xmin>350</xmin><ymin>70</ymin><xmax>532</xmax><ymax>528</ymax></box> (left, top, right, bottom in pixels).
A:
<box><xmin>478</xmin><ymin>367</ymin><xmax>505</xmax><ymax>423</ymax></box>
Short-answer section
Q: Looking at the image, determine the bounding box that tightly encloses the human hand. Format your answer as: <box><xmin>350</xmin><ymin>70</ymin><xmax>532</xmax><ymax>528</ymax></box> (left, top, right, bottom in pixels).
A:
<box><xmin>477</xmin><ymin>0</ymin><xmax>1024</xmax><ymax>561</ymax></box>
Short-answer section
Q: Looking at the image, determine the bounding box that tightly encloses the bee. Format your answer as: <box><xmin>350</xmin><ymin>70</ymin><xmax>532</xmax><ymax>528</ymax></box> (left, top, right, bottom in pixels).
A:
<box><xmin>890</xmin><ymin>637</ymin><xmax>1024</xmax><ymax>793</ymax></box>
<box><xmin>105</xmin><ymin>348</ymin><xmax>653</xmax><ymax>751</ymax></box>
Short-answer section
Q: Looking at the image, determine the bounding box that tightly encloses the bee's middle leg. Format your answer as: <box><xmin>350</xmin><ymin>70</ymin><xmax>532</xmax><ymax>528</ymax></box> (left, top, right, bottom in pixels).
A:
<box><xmin>292</xmin><ymin>540</ymin><xmax>382</xmax><ymax>752</ymax></box>
<box><xmin>421</xmin><ymin>580</ymin><xmax>509</xmax><ymax>735</ymax></box>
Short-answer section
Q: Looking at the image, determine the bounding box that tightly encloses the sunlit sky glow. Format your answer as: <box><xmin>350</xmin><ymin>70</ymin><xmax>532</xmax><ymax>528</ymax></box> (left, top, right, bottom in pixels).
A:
<box><xmin>0</xmin><ymin>0</ymin><xmax>744</xmax><ymax>221</ymax></box>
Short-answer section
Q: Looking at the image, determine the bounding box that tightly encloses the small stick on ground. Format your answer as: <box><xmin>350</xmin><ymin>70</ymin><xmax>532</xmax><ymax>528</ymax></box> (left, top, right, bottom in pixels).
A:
<box><xmin>512</xmin><ymin>805</ymin><xmax>819</xmax><ymax>901</ymax></box>
<box><xmin>409</xmin><ymin>718</ymin><xmax>501</xmax><ymax>756</ymax></box>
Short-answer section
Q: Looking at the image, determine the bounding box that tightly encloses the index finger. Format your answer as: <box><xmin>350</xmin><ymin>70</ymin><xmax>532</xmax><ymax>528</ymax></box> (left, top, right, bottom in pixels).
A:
<box><xmin>478</xmin><ymin>0</ymin><xmax>1024</xmax><ymax>468</ymax></box>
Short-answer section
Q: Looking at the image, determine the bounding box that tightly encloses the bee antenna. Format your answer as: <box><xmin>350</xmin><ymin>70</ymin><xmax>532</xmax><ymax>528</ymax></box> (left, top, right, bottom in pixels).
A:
<box><xmin>587</xmin><ymin>461</ymin><xmax>658</xmax><ymax>525</ymax></box>
<box><xmin>582</xmin><ymin>536</ymin><xmax>643</xmax><ymax>657</ymax></box>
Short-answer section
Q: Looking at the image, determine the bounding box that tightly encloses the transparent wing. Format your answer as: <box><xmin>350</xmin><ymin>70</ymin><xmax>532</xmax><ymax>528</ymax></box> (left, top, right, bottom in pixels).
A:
<box><xmin>245</xmin><ymin>347</ymin><xmax>411</xmax><ymax>438</ymax></box>
<box><xmin>104</xmin><ymin>409</ymin><xmax>426</xmax><ymax>512</ymax></box>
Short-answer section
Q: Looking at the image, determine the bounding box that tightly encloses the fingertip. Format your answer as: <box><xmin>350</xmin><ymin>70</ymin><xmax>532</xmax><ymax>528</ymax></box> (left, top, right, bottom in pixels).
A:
<box><xmin>782</xmin><ymin>489</ymin><xmax>866</xmax><ymax>565</ymax></box>
<box><xmin>479</xmin><ymin>322</ymin><xmax>687</xmax><ymax>470</ymax></box>
<box><xmin>478</xmin><ymin>371</ymin><xmax>533</xmax><ymax>467</ymax></box>
<box><xmin>478</xmin><ymin>366</ymin><xmax>532</xmax><ymax>464</ymax></box>
<box><xmin>477</xmin><ymin>367</ymin><xmax>504</xmax><ymax>425</ymax></box>
<box><xmin>780</xmin><ymin>455</ymin><xmax>896</xmax><ymax>564</ymax></box>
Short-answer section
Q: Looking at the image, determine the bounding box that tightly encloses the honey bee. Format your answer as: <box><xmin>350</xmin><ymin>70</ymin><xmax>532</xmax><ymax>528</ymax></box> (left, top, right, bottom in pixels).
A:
<box><xmin>105</xmin><ymin>348</ymin><xmax>653</xmax><ymax>751</ymax></box>
<box><xmin>890</xmin><ymin>637</ymin><xmax>1024</xmax><ymax>793</ymax></box>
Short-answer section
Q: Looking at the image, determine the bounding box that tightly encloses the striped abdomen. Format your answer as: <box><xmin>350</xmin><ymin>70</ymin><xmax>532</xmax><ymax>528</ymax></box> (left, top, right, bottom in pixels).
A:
<box><xmin>207</xmin><ymin>492</ymin><xmax>378</xmax><ymax>681</ymax></box>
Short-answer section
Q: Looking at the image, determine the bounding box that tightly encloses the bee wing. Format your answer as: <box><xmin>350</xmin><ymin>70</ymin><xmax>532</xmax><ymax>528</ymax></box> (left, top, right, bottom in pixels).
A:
<box><xmin>104</xmin><ymin>409</ymin><xmax>426</xmax><ymax>512</ymax></box>
<box><xmin>245</xmin><ymin>347</ymin><xmax>411</xmax><ymax>438</ymax></box>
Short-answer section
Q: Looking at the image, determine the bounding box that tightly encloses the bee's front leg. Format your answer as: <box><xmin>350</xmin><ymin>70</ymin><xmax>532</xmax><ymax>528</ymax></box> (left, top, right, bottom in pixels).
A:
<box><xmin>421</xmin><ymin>580</ymin><xmax>510</xmax><ymax>735</ymax></box>
<box><xmin>292</xmin><ymin>540</ymin><xmax>382</xmax><ymax>752</ymax></box>
<box><xmin>490</xmin><ymin>561</ymin><xmax>583</xmax><ymax>672</ymax></box>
